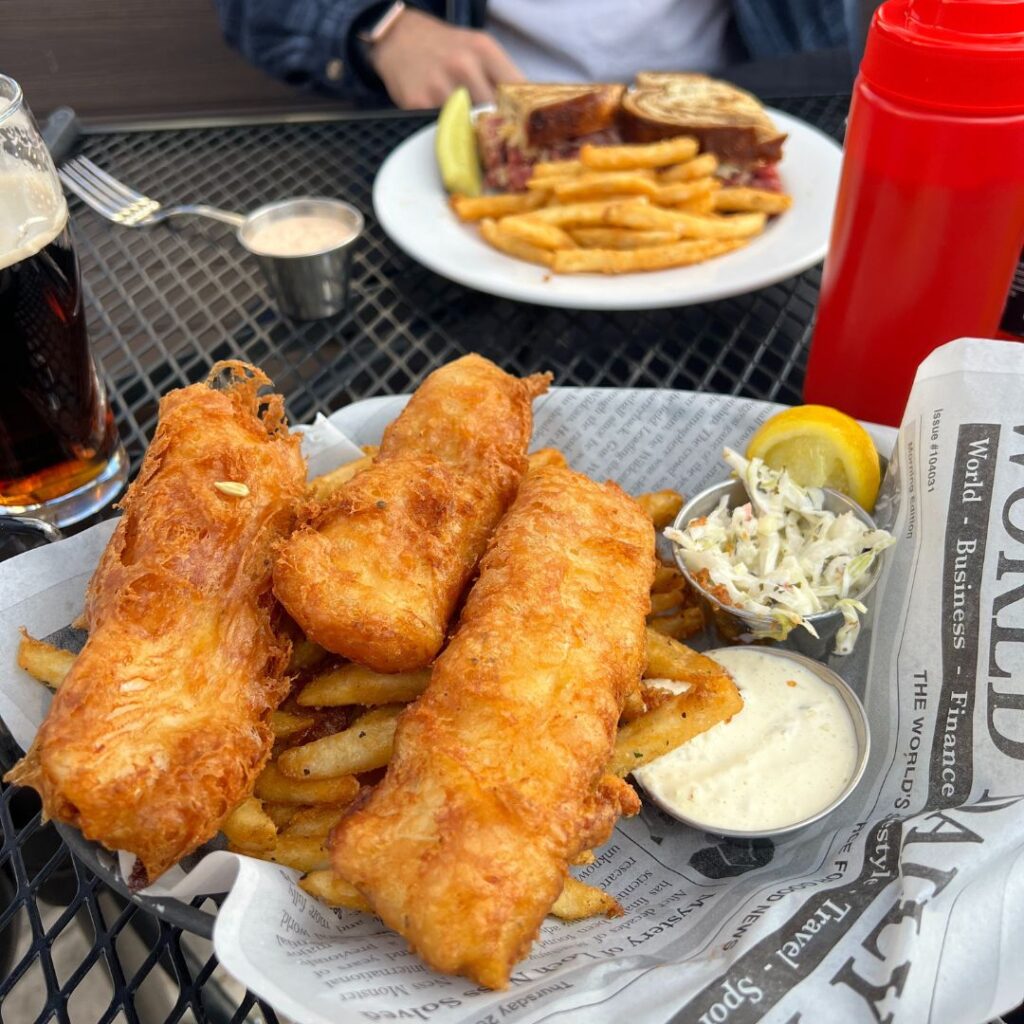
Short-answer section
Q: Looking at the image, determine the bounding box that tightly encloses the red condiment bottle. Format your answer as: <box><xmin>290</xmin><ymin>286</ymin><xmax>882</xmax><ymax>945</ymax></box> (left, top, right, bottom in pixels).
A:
<box><xmin>804</xmin><ymin>0</ymin><xmax>1024</xmax><ymax>426</ymax></box>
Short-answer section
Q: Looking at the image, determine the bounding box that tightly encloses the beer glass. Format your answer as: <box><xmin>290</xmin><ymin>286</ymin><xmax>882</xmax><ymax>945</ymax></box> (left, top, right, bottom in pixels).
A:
<box><xmin>0</xmin><ymin>74</ymin><xmax>127</xmax><ymax>526</ymax></box>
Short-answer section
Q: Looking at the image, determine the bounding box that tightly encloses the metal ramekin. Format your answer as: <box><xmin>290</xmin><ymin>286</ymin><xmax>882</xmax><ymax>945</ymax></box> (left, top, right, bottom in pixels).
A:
<box><xmin>238</xmin><ymin>197</ymin><xmax>364</xmax><ymax>320</ymax></box>
<box><xmin>635</xmin><ymin>647</ymin><xmax>871</xmax><ymax>841</ymax></box>
<box><xmin>669</xmin><ymin>479</ymin><xmax>886</xmax><ymax>660</ymax></box>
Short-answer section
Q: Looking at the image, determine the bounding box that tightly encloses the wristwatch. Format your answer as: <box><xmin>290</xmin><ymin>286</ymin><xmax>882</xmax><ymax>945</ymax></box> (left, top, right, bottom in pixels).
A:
<box><xmin>356</xmin><ymin>1</ymin><xmax>407</xmax><ymax>46</ymax></box>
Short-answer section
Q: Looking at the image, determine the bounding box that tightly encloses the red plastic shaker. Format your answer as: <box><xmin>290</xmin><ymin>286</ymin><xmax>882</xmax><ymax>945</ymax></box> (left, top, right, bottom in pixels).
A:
<box><xmin>804</xmin><ymin>0</ymin><xmax>1024</xmax><ymax>426</ymax></box>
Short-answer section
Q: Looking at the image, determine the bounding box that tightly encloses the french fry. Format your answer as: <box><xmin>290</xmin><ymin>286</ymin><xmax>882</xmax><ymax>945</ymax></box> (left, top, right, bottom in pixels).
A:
<box><xmin>669</xmin><ymin>211</ymin><xmax>767</xmax><ymax>240</ymax></box>
<box><xmin>532</xmin><ymin>159</ymin><xmax>585</xmax><ymax>178</ymax></box>
<box><xmin>221</xmin><ymin>797</ymin><xmax>277</xmax><ymax>853</ymax></box>
<box><xmin>287</xmin><ymin>637</ymin><xmax>330</xmax><ymax>674</ymax></box>
<box><xmin>527</xmin><ymin>448</ymin><xmax>568</xmax><ymax>473</ymax></box>
<box><xmin>647</xmin><ymin>607</ymin><xmax>704</xmax><ymax>639</ymax></box>
<box><xmin>569</xmin><ymin>227</ymin><xmax>679</xmax><ymax>250</ymax></box>
<box><xmin>603</xmin><ymin>203</ymin><xmax>685</xmax><ymax>232</ymax></box>
<box><xmin>676</xmin><ymin>192</ymin><xmax>716</xmax><ymax>215</ymax></box>
<box><xmin>526</xmin><ymin>176</ymin><xmax>568</xmax><ymax>192</ymax></box>
<box><xmin>300</xmin><ymin>869</ymin><xmax>372</xmax><ymax>912</ymax></box>
<box><xmin>277</xmin><ymin>705</ymin><xmax>402</xmax><ymax>780</ymax></box>
<box><xmin>553</xmin><ymin>172</ymin><xmax>658</xmax><ymax>203</ymax></box>
<box><xmin>653</xmin><ymin>178</ymin><xmax>719</xmax><ymax>205</ymax></box>
<box><xmin>580</xmin><ymin>136</ymin><xmax>699</xmax><ymax>170</ymax></box>
<box><xmin>307</xmin><ymin>455</ymin><xmax>374</xmax><ymax>501</ymax></box>
<box><xmin>261</xmin><ymin>835</ymin><xmax>331</xmax><ymax>872</ymax></box>
<box><xmin>659</xmin><ymin>152</ymin><xmax>719</xmax><ymax>183</ymax></box>
<box><xmin>298</xmin><ymin>664</ymin><xmax>430</xmax><ymax>707</ymax></box>
<box><xmin>452</xmin><ymin>191</ymin><xmax>548</xmax><ymax>221</ymax></box>
<box><xmin>610</xmin><ymin>669</ymin><xmax>743</xmax><ymax>775</ymax></box>
<box><xmin>263</xmin><ymin>802</ymin><xmax>300</xmax><ymax>830</ymax></box>
<box><xmin>254</xmin><ymin>763</ymin><xmax>360</xmax><ymax>805</ymax></box>
<box><xmin>652</xmin><ymin>564</ymin><xmax>684</xmax><ymax>593</ymax></box>
<box><xmin>681</xmin><ymin>606</ymin><xmax>706</xmax><ymax>637</ymax></box>
<box><xmin>479</xmin><ymin>218</ymin><xmax>554</xmax><ymax>268</ymax></box>
<box><xmin>17</xmin><ymin>631</ymin><xmax>76</xmax><ymax>689</ymax></box>
<box><xmin>648</xmin><ymin>589</ymin><xmax>685</xmax><ymax>615</ymax></box>
<box><xmin>271</xmin><ymin>709</ymin><xmax>316</xmax><ymax>739</ymax></box>
<box><xmin>522</xmin><ymin>198</ymin><xmax>652</xmax><ymax>227</ymax></box>
<box><xmin>713</xmin><ymin>188</ymin><xmax>794</xmax><ymax>215</ymax></box>
<box><xmin>499</xmin><ymin>216</ymin><xmax>578</xmax><ymax>251</ymax></box>
<box><xmin>550</xmin><ymin>876</ymin><xmax>623</xmax><ymax>920</ymax></box>
<box><xmin>552</xmin><ymin>238</ymin><xmax>746</xmax><ymax>275</ymax></box>
<box><xmin>635</xmin><ymin>489</ymin><xmax>684</xmax><ymax>528</ymax></box>
<box><xmin>645</xmin><ymin>628</ymin><xmax>724</xmax><ymax>684</ymax></box>
<box><xmin>282</xmin><ymin>804</ymin><xmax>349</xmax><ymax>838</ymax></box>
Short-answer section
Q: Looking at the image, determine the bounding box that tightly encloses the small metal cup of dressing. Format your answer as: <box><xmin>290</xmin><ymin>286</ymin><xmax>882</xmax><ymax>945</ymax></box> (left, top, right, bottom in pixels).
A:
<box><xmin>238</xmin><ymin>197</ymin><xmax>364</xmax><ymax>321</ymax></box>
<box><xmin>670</xmin><ymin>479</ymin><xmax>886</xmax><ymax>661</ymax></box>
<box><xmin>638</xmin><ymin>648</ymin><xmax>871</xmax><ymax>841</ymax></box>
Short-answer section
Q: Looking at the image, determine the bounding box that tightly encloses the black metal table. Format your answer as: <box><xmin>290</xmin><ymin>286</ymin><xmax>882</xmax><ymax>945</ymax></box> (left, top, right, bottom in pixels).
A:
<box><xmin>0</xmin><ymin>95</ymin><xmax>848</xmax><ymax>1024</ymax></box>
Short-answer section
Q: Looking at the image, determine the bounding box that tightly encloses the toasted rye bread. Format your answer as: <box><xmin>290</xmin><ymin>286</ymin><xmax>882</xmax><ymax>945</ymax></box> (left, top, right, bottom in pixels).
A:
<box><xmin>495</xmin><ymin>82</ymin><xmax>626</xmax><ymax>151</ymax></box>
<box><xmin>621</xmin><ymin>73</ymin><xmax>786</xmax><ymax>164</ymax></box>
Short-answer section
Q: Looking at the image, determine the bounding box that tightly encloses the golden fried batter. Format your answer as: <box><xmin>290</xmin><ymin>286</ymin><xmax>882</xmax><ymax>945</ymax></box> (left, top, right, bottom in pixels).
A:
<box><xmin>332</xmin><ymin>466</ymin><xmax>656</xmax><ymax>989</ymax></box>
<box><xmin>273</xmin><ymin>354</ymin><xmax>551</xmax><ymax>672</ymax></box>
<box><xmin>6</xmin><ymin>363</ymin><xmax>305</xmax><ymax>883</ymax></box>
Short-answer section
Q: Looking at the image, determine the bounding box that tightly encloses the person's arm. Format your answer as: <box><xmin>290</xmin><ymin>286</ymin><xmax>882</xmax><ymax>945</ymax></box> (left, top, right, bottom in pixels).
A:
<box><xmin>214</xmin><ymin>0</ymin><xmax>523</xmax><ymax>108</ymax></box>
<box><xmin>213</xmin><ymin>0</ymin><xmax>400</xmax><ymax>101</ymax></box>
<box><xmin>366</xmin><ymin>6</ymin><xmax>523</xmax><ymax>108</ymax></box>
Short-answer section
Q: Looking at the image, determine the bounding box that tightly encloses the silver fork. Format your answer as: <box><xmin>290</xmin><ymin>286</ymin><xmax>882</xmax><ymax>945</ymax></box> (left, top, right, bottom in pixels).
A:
<box><xmin>58</xmin><ymin>155</ymin><xmax>245</xmax><ymax>230</ymax></box>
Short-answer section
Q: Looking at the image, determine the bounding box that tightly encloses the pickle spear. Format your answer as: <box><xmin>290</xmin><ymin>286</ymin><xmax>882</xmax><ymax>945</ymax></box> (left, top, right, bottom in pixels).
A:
<box><xmin>436</xmin><ymin>87</ymin><xmax>482</xmax><ymax>197</ymax></box>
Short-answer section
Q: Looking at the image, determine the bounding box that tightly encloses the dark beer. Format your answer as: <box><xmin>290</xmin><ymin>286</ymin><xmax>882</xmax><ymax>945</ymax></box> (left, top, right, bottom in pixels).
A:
<box><xmin>1</xmin><ymin>73</ymin><xmax>126</xmax><ymax>524</ymax></box>
<box><xmin>0</xmin><ymin>221</ymin><xmax>120</xmax><ymax>508</ymax></box>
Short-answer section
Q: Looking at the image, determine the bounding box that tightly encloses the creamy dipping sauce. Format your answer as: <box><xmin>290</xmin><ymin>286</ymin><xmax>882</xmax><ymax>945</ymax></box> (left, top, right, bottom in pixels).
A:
<box><xmin>635</xmin><ymin>647</ymin><xmax>860</xmax><ymax>832</ymax></box>
<box><xmin>244</xmin><ymin>215</ymin><xmax>356</xmax><ymax>256</ymax></box>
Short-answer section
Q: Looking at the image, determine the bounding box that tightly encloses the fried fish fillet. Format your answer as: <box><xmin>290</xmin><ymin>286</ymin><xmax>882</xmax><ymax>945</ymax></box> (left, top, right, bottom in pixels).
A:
<box><xmin>273</xmin><ymin>354</ymin><xmax>551</xmax><ymax>672</ymax></box>
<box><xmin>6</xmin><ymin>362</ymin><xmax>305</xmax><ymax>883</ymax></box>
<box><xmin>332</xmin><ymin>465</ymin><xmax>656</xmax><ymax>988</ymax></box>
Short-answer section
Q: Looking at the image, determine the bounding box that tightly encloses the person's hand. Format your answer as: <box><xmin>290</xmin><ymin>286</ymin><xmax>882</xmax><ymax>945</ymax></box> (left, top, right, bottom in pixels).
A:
<box><xmin>370</xmin><ymin>8</ymin><xmax>524</xmax><ymax>109</ymax></box>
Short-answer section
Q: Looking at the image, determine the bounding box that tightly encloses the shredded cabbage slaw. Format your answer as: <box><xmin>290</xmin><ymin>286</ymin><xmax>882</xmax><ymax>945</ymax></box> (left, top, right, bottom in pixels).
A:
<box><xmin>665</xmin><ymin>448</ymin><xmax>895</xmax><ymax>655</ymax></box>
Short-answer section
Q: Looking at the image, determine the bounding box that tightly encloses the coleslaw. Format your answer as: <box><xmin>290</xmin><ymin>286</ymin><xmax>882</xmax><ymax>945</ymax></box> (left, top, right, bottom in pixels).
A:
<box><xmin>665</xmin><ymin>448</ymin><xmax>895</xmax><ymax>654</ymax></box>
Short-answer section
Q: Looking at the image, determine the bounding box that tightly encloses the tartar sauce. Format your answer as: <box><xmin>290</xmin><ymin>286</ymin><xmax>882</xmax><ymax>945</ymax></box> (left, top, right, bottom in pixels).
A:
<box><xmin>635</xmin><ymin>647</ymin><xmax>860</xmax><ymax>832</ymax></box>
<box><xmin>245</xmin><ymin>215</ymin><xmax>356</xmax><ymax>257</ymax></box>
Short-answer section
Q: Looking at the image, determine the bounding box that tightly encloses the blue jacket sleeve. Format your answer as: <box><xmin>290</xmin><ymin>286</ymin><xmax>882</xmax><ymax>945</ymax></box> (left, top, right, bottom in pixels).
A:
<box><xmin>213</xmin><ymin>0</ymin><xmax>447</xmax><ymax>102</ymax></box>
<box><xmin>731</xmin><ymin>0</ymin><xmax>858</xmax><ymax>60</ymax></box>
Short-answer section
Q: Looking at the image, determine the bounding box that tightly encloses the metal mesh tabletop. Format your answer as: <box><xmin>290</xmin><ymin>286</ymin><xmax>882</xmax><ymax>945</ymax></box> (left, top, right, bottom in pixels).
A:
<box><xmin>1</xmin><ymin>95</ymin><xmax>848</xmax><ymax>1023</ymax></box>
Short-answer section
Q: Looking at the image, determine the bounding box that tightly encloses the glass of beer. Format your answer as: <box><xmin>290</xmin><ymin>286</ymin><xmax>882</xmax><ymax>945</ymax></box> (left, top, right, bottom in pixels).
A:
<box><xmin>0</xmin><ymin>74</ymin><xmax>127</xmax><ymax>527</ymax></box>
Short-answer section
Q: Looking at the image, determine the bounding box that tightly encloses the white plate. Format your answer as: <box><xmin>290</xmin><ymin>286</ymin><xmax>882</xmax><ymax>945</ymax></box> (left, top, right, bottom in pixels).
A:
<box><xmin>373</xmin><ymin>108</ymin><xmax>843</xmax><ymax>310</ymax></box>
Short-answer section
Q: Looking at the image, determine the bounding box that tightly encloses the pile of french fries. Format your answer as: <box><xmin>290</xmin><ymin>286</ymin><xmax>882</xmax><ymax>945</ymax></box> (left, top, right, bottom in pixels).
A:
<box><xmin>15</xmin><ymin>448</ymin><xmax>742</xmax><ymax>924</ymax></box>
<box><xmin>452</xmin><ymin>136</ymin><xmax>793</xmax><ymax>274</ymax></box>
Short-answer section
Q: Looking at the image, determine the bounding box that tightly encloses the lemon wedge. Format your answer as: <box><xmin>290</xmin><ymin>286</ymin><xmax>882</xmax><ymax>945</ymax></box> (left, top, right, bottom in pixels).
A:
<box><xmin>745</xmin><ymin>404</ymin><xmax>882</xmax><ymax>511</ymax></box>
<box><xmin>435</xmin><ymin>86</ymin><xmax>482</xmax><ymax>197</ymax></box>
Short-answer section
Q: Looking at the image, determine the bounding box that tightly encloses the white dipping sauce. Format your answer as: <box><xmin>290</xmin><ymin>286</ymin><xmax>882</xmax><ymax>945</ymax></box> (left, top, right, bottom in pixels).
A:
<box><xmin>245</xmin><ymin>215</ymin><xmax>355</xmax><ymax>256</ymax></box>
<box><xmin>635</xmin><ymin>647</ymin><xmax>859</xmax><ymax>832</ymax></box>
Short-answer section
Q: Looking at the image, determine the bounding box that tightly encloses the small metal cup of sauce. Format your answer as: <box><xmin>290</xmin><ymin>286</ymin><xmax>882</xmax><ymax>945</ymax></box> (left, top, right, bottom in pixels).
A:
<box><xmin>670</xmin><ymin>479</ymin><xmax>886</xmax><ymax>661</ymax></box>
<box><xmin>635</xmin><ymin>646</ymin><xmax>871</xmax><ymax>841</ymax></box>
<box><xmin>238</xmin><ymin>197</ymin><xmax>364</xmax><ymax>320</ymax></box>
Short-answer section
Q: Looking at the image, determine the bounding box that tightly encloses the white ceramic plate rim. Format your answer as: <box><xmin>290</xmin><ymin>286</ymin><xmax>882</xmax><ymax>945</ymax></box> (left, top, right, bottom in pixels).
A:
<box><xmin>373</xmin><ymin>107</ymin><xmax>843</xmax><ymax>310</ymax></box>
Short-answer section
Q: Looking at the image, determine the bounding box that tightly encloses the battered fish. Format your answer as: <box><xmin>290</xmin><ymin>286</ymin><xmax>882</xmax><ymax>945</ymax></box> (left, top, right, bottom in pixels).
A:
<box><xmin>6</xmin><ymin>362</ymin><xmax>305</xmax><ymax>882</ymax></box>
<box><xmin>273</xmin><ymin>354</ymin><xmax>551</xmax><ymax>672</ymax></box>
<box><xmin>332</xmin><ymin>465</ymin><xmax>656</xmax><ymax>988</ymax></box>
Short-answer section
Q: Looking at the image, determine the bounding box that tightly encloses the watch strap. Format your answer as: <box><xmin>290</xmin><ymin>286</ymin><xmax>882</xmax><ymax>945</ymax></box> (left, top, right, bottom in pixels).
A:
<box><xmin>357</xmin><ymin>0</ymin><xmax>407</xmax><ymax>45</ymax></box>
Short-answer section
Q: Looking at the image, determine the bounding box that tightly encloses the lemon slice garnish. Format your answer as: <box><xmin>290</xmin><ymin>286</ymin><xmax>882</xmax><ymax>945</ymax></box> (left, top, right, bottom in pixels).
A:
<box><xmin>745</xmin><ymin>404</ymin><xmax>882</xmax><ymax>511</ymax></box>
<box><xmin>435</xmin><ymin>87</ymin><xmax>482</xmax><ymax>197</ymax></box>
